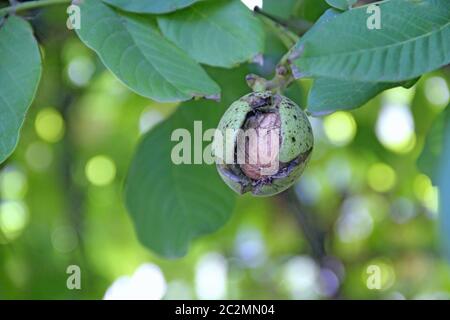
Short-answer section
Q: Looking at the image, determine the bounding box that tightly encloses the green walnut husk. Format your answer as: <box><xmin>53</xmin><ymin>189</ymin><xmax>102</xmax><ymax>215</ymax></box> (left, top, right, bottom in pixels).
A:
<box><xmin>213</xmin><ymin>91</ymin><xmax>314</xmax><ymax>197</ymax></box>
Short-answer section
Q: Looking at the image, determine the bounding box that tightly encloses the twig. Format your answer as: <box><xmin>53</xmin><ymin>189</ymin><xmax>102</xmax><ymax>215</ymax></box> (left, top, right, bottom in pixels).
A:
<box><xmin>254</xmin><ymin>6</ymin><xmax>312</xmax><ymax>36</ymax></box>
<box><xmin>248</xmin><ymin>7</ymin><xmax>308</xmax><ymax>94</ymax></box>
<box><xmin>282</xmin><ymin>187</ymin><xmax>327</xmax><ymax>262</ymax></box>
<box><xmin>0</xmin><ymin>0</ymin><xmax>71</xmax><ymax>17</ymax></box>
<box><xmin>254</xmin><ymin>6</ymin><xmax>290</xmax><ymax>29</ymax></box>
<box><xmin>254</xmin><ymin>6</ymin><xmax>299</xmax><ymax>48</ymax></box>
<box><xmin>354</xmin><ymin>0</ymin><xmax>381</xmax><ymax>6</ymax></box>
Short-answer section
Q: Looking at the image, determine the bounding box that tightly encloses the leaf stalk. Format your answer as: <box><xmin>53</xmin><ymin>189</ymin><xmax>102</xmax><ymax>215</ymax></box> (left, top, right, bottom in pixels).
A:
<box><xmin>0</xmin><ymin>0</ymin><xmax>71</xmax><ymax>17</ymax></box>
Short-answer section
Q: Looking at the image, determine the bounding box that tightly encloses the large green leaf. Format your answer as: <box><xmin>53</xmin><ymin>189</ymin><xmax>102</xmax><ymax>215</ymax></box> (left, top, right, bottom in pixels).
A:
<box><xmin>0</xmin><ymin>16</ymin><xmax>42</xmax><ymax>164</ymax></box>
<box><xmin>157</xmin><ymin>0</ymin><xmax>264</xmax><ymax>68</ymax></box>
<box><xmin>296</xmin><ymin>8</ymin><xmax>340</xmax><ymax>49</ymax></box>
<box><xmin>308</xmin><ymin>79</ymin><xmax>394</xmax><ymax>115</ymax></box>
<box><xmin>307</xmin><ymin>76</ymin><xmax>422</xmax><ymax>115</ymax></box>
<box><xmin>125</xmin><ymin>67</ymin><xmax>249</xmax><ymax>258</ymax></box>
<box><xmin>301</xmin><ymin>9</ymin><xmax>393</xmax><ymax>114</ymax></box>
<box><xmin>75</xmin><ymin>0</ymin><xmax>220</xmax><ymax>102</ymax></box>
<box><xmin>418</xmin><ymin>108</ymin><xmax>449</xmax><ymax>184</ymax></box>
<box><xmin>325</xmin><ymin>0</ymin><xmax>357</xmax><ymax>11</ymax></box>
<box><xmin>302</xmin><ymin>6</ymin><xmax>430</xmax><ymax>114</ymax></box>
<box><xmin>102</xmin><ymin>0</ymin><xmax>201</xmax><ymax>14</ymax></box>
<box><xmin>292</xmin><ymin>0</ymin><xmax>450</xmax><ymax>82</ymax></box>
<box><xmin>437</xmin><ymin>107</ymin><xmax>450</xmax><ymax>258</ymax></box>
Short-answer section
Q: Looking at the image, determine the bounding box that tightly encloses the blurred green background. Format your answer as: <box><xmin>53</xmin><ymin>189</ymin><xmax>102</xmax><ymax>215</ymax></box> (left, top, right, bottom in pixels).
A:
<box><xmin>1</xmin><ymin>0</ymin><xmax>450</xmax><ymax>299</ymax></box>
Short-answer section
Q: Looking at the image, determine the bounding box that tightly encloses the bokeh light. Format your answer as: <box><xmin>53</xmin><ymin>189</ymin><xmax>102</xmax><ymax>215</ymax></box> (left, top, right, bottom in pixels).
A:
<box><xmin>35</xmin><ymin>108</ymin><xmax>65</xmax><ymax>143</ymax></box>
<box><xmin>0</xmin><ymin>201</ymin><xmax>29</xmax><ymax>242</ymax></box>
<box><xmin>367</xmin><ymin>163</ymin><xmax>397</xmax><ymax>193</ymax></box>
<box><xmin>376</xmin><ymin>103</ymin><xmax>415</xmax><ymax>153</ymax></box>
<box><xmin>85</xmin><ymin>155</ymin><xmax>116</xmax><ymax>186</ymax></box>
<box><xmin>326</xmin><ymin>156</ymin><xmax>352</xmax><ymax>191</ymax></box>
<box><xmin>165</xmin><ymin>280</ymin><xmax>193</xmax><ymax>300</ymax></box>
<box><xmin>67</xmin><ymin>56</ymin><xmax>95</xmax><ymax>87</ymax></box>
<box><xmin>336</xmin><ymin>197</ymin><xmax>373</xmax><ymax>243</ymax></box>
<box><xmin>234</xmin><ymin>228</ymin><xmax>266</xmax><ymax>268</ymax></box>
<box><xmin>0</xmin><ymin>168</ymin><xmax>27</xmax><ymax>200</ymax></box>
<box><xmin>318</xmin><ymin>268</ymin><xmax>340</xmax><ymax>298</ymax></box>
<box><xmin>195</xmin><ymin>253</ymin><xmax>228</xmax><ymax>300</ymax></box>
<box><xmin>104</xmin><ymin>263</ymin><xmax>167</xmax><ymax>300</ymax></box>
<box><xmin>423</xmin><ymin>186</ymin><xmax>439</xmax><ymax>216</ymax></box>
<box><xmin>25</xmin><ymin>142</ymin><xmax>53</xmax><ymax>172</ymax></box>
<box><xmin>51</xmin><ymin>225</ymin><xmax>79</xmax><ymax>253</ymax></box>
<box><xmin>323</xmin><ymin>111</ymin><xmax>357</xmax><ymax>146</ymax></box>
<box><xmin>383</xmin><ymin>86</ymin><xmax>416</xmax><ymax>105</ymax></box>
<box><xmin>139</xmin><ymin>108</ymin><xmax>164</xmax><ymax>134</ymax></box>
<box><xmin>390</xmin><ymin>198</ymin><xmax>417</xmax><ymax>224</ymax></box>
<box><xmin>296</xmin><ymin>171</ymin><xmax>322</xmax><ymax>205</ymax></box>
<box><xmin>424</xmin><ymin>76</ymin><xmax>449</xmax><ymax>109</ymax></box>
<box><xmin>413</xmin><ymin>174</ymin><xmax>439</xmax><ymax>215</ymax></box>
<box><xmin>282</xmin><ymin>256</ymin><xmax>320</xmax><ymax>299</ymax></box>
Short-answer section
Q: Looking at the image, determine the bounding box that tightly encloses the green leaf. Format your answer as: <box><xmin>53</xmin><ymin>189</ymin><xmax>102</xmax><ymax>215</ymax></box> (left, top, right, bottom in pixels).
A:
<box><xmin>302</xmin><ymin>9</ymin><xmax>393</xmax><ymax>114</ymax></box>
<box><xmin>157</xmin><ymin>0</ymin><xmax>264</xmax><ymax>68</ymax></box>
<box><xmin>75</xmin><ymin>0</ymin><xmax>220</xmax><ymax>102</ymax></box>
<box><xmin>325</xmin><ymin>0</ymin><xmax>357</xmax><ymax>11</ymax></box>
<box><xmin>436</xmin><ymin>107</ymin><xmax>450</xmax><ymax>258</ymax></box>
<box><xmin>308</xmin><ymin>79</ymin><xmax>394</xmax><ymax>115</ymax></box>
<box><xmin>292</xmin><ymin>0</ymin><xmax>450</xmax><ymax>82</ymax></box>
<box><xmin>307</xmin><ymin>76</ymin><xmax>422</xmax><ymax>114</ymax></box>
<box><xmin>0</xmin><ymin>16</ymin><xmax>42</xmax><ymax>164</ymax></box>
<box><xmin>418</xmin><ymin>107</ymin><xmax>449</xmax><ymax>184</ymax></box>
<box><xmin>102</xmin><ymin>0</ymin><xmax>201</xmax><ymax>14</ymax></box>
<box><xmin>124</xmin><ymin>67</ymin><xmax>250</xmax><ymax>258</ymax></box>
<box><xmin>296</xmin><ymin>8</ymin><xmax>340</xmax><ymax>47</ymax></box>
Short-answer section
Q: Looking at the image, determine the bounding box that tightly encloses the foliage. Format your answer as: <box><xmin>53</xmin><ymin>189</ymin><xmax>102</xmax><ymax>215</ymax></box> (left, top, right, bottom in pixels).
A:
<box><xmin>0</xmin><ymin>0</ymin><xmax>449</xmax><ymax>299</ymax></box>
<box><xmin>0</xmin><ymin>16</ymin><xmax>41</xmax><ymax>163</ymax></box>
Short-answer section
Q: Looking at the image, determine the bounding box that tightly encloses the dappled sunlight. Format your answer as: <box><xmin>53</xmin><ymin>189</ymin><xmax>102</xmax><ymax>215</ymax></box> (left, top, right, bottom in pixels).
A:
<box><xmin>323</xmin><ymin>111</ymin><xmax>357</xmax><ymax>147</ymax></box>
<box><xmin>195</xmin><ymin>253</ymin><xmax>228</xmax><ymax>300</ymax></box>
<box><xmin>104</xmin><ymin>263</ymin><xmax>167</xmax><ymax>300</ymax></box>
<box><xmin>376</xmin><ymin>103</ymin><xmax>416</xmax><ymax>153</ymax></box>
<box><xmin>0</xmin><ymin>0</ymin><xmax>449</xmax><ymax>302</ymax></box>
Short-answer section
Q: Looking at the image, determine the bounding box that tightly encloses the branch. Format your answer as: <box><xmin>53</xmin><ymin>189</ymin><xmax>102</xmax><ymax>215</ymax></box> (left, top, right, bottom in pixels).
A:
<box><xmin>282</xmin><ymin>187</ymin><xmax>327</xmax><ymax>262</ymax></box>
<box><xmin>245</xmin><ymin>44</ymin><xmax>303</xmax><ymax>93</ymax></box>
<box><xmin>0</xmin><ymin>0</ymin><xmax>71</xmax><ymax>17</ymax></box>
<box><xmin>253</xmin><ymin>6</ymin><xmax>312</xmax><ymax>37</ymax></box>
<box><xmin>253</xmin><ymin>6</ymin><xmax>299</xmax><ymax>48</ymax></box>
<box><xmin>248</xmin><ymin>7</ymin><xmax>309</xmax><ymax>93</ymax></box>
<box><xmin>253</xmin><ymin>6</ymin><xmax>289</xmax><ymax>28</ymax></box>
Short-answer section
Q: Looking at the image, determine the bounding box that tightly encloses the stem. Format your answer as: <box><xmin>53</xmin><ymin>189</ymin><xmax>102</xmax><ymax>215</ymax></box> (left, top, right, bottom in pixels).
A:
<box><xmin>283</xmin><ymin>187</ymin><xmax>326</xmax><ymax>261</ymax></box>
<box><xmin>254</xmin><ymin>6</ymin><xmax>289</xmax><ymax>29</ymax></box>
<box><xmin>254</xmin><ymin>6</ymin><xmax>299</xmax><ymax>49</ymax></box>
<box><xmin>248</xmin><ymin>7</ymin><xmax>307</xmax><ymax>94</ymax></box>
<box><xmin>0</xmin><ymin>0</ymin><xmax>71</xmax><ymax>17</ymax></box>
<box><xmin>258</xmin><ymin>15</ymin><xmax>296</xmax><ymax>49</ymax></box>
<box><xmin>246</xmin><ymin>45</ymin><xmax>302</xmax><ymax>94</ymax></box>
<box><xmin>254</xmin><ymin>6</ymin><xmax>311</xmax><ymax>37</ymax></box>
<box><xmin>282</xmin><ymin>187</ymin><xmax>344</xmax><ymax>299</ymax></box>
